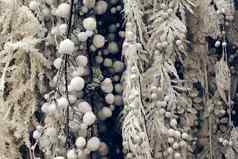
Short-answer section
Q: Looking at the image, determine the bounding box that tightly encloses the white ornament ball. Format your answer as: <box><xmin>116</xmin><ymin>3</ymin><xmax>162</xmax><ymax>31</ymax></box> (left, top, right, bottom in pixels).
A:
<box><xmin>77</xmin><ymin>32</ymin><xmax>88</xmax><ymax>42</ymax></box>
<box><xmin>222</xmin><ymin>41</ymin><xmax>227</xmax><ymax>47</ymax></box>
<box><xmin>72</xmin><ymin>67</ymin><xmax>85</xmax><ymax>77</ymax></box>
<box><xmin>96</xmin><ymin>55</ymin><xmax>104</xmax><ymax>64</ymax></box>
<box><xmin>78</xmin><ymin>101</ymin><xmax>92</xmax><ymax>113</ymax></box>
<box><xmin>105</xmin><ymin>93</ymin><xmax>115</xmax><ymax>104</ymax></box>
<box><xmin>70</xmin><ymin>77</ymin><xmax>85</xmax><ymax>91</ymax></box>
<box><xmin>113</xmin><ymin>61</ymin><xmax>125</xmax><ymax>73</ymax></box>
<box><xmin>114</xmin><ymin>84</ymin><xmax>123</xmax><ymax>94</ymax></box>
<box><xmin>55</xmin><ymin>3</ymin><xmax>70</xmax><ymax>17</ymax></box>
<box><xmin>77</xmin><ymin>55</ymin><xmax>88</xmax><ymax>66</ymax></box>
<box><xmin>67</xmin><ymin>149</ymin><xmax>77</xmax><ymax>159</ymax></box>
<box><xmin>58</xmin><ymin>39</ymin><xmax>75</xmax><ymax>54</ymax></box>
<box><xmin>68</xmin><ymin>95</ymin><xmax>77</xmax><ymax>103</ymax></box>
<box><xmin>93</xmin><ymin>34</ymin><xmax>106</xmax><ymax>48</ymax></box>
<box><xmin>83</xmin><ymin>112</ymin><xmax>96</xmax><ymax>126</ymax></box>
<box><xmin>29</xmin><ymin>1</ymin><xmax>40</xmax><ymax>10</ymax></box>
<box><xmin>36</xmin><ymin>125</ymin><xmax>43</xmax><ymax>132</ymax></box>
<box><xmin>95</xmin><ymin>1</ymin><xmax>108</xmax><ymax>15</ymax></box>
<box><xmin>83</xmin><ymin>17</ymin><xmax>97</xmax><ymax>31</ymax></box>
<box><xmin>168</xmin><ymin>137</ymin><xmax>174</xmax><ymax>144</ymax></box>
<box><xmin>107</xmin><ymin>42</ymin><xmax>119</xmax><ymax>54</ymax></box>
<box><xmin>48</xmin><ymin>103</ymin><xmax>57</xmax><ymax>114</ymax></box>
<box><xmin>59</xmin><ymin>24</ymin><xmax>67</xmax><ymax>35</ymax></box>
<box><xmin>41</xmin><ymin>103</ymin><xmax>50</xmax><ymax>113</ymax></box>
<box><xmin>76</xmin><ymin>137</ymin><xmax>86</xmax><ymax>149</ymax></box>
<box><xmin>215</xmin><ymin>41</ymin><xmax>221</xmax><ymax>47</ymax></box>
<box><xmin>83</xmin><ymin>0</ymin><xmax>96</xmax><ymax>8</ymax></box>
<box><xmin>103</xmin><ymin>58</ymin><xmax>113</xmax><ymax>67</ymax></box>
<box><xmin>174</xmin><ymin>152</ymin><xmax>181</xmax><ymax>159</ymax></box>
<box><xmin>114</xmin><ymin>95</ymin><xmax>123</xmax><ymax>106</ymax></box>
<box><xmin>101</xmin><ymin>78</ymin><xmax>113</xmax><ymax>93</ymax></box>
<box><xmin>173</xmin><ymin>142</ymin><xmax>179</xmax><ymax>149</ymax></box>
<box><xmin>33</xmin><ymin>130</ymin><xmax>41</xmax><ymax>139</ymax></box>
<box><xmin>87</xmin><ymin>137</ymin><xmax>101</xmax><ymax>151</ymax></box>
<box><xmin>45</xmin><ymin>127</ymin><xmax>57</xmax><ymax>137</ymax></box>
<box><xmin>110</xmin><ymin>7</ymin><xmax>117</xmax><ymax>14</ymax></box>
<box><xmin>53</xmin><ymin>58</ymin><xmax>62</xmax><ymax>69</ymax></box>
<box><xmin>167</xmin><ymin>147</ymin><xmax>173</xmax><ymax>154</ymax></box>
<box><xmin>57</xmin><ymin>97</ymin><xmax>68</xmax><ymax>109</ymax></box>
<box><xmin>170</xmin><ymin>119</ymin><xmax>177</xmax><ymax>128</ymax></box>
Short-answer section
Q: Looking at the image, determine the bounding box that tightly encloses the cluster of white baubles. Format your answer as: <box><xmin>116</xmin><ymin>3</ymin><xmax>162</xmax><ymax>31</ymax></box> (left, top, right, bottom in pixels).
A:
<box><xmin>32</xmin><ymin>0</ymin><xmax>126</xmax><ymax>158</ymax></box>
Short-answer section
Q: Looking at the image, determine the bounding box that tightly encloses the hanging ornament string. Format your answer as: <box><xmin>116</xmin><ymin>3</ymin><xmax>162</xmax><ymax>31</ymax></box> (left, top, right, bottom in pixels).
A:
<box><xmin>64</xmin><ymin>0</ymin><xmax>75</xmax><ymax>150</ymax></box>
<box><xmin>222</xmin><ymin>35</ymin><xmax>233</xmax><ymax>128</ymax></box>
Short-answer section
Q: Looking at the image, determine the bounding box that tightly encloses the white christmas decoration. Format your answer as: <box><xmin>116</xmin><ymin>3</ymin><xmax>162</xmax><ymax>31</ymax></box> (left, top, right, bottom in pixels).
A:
<box><xmin>87</xmin><ymin>137</ymin><xmax>101</xmax><ymax>151</ymax></box>
<box><xmin>42</xmin><ymin>8</ymin><xmax>50</xmax><ymax>16</ymax></box>
<box><xmin>58</xmin><ymin>39</ymin><xmax>75</xmax><ymax>54</ymax></box>
<box><xmin>53</xmin><ymin>58</ymin><xmax>63</xmax><ymax>69</ymax></box>
<box><xmin>181</xmin><ymin>132</ymin><xmax>189</xmax><ymax>140</ymax></box>
<box><xmin>114</xmin><ymin>95</ymin><xmax>123</xmax><ymax>106</ymax></box>
<box><xmin>67</xmin><ymin>149</ymin><xmax>77</xmax><ymax>159</ymax></box>
<box><xmin>215</xmin><ymin>40</ymin><xmax>221</xmax><ymax>47</ymax></box>
<box><xmin>41</xmin><ymin>103</ymin><xmax>50</xmax><ymax>113</ymax></box>
<box><xmin>172</xmin><ymin>142</ymin><xmax>179</xmax><ymax>149</ymax></box>
<box><xmin>48</xmin><ymin>103</ymin><xmax>57</xmax><ymax>114</ymax></box>
<box><xmin>110</xmin><ymin>7</ymin><xmax>117</xmax><ymax>14</ymax></box>
<box><xmin>174</xmin><ymin>152</ymin><xmax>181</xmax><ymax>159</ymax></box>
<box><xmin>33</xmin><ymin>130</ymin><xmax>41</xmax><ymax>139</ymax></box>
<box><xmin>96</xmin><ymin>55</ymin><xmax>104</xmax><ymax>64</ymax></box>
<box><xmin>77</xmin><ymin>32</ymin><xmax>88</xmax><ymax>42</ymax></box>
<box><xmin>55</xmin><ymin>3</ymin><xmax>70</xmax><ymax>18</ymax></box>
<box><xmin>103</xmin><ymin>58</ymin><xmax>113</xmax><ymax>67</ymax></box>
<box><xmin>83</xmin><ymin>0</ymin><xmax>96</xmax><ymax>9</ymax></box>
<box><xmin>167</xmin><ymin>147</ymin><xmax>173</xmax><ymax>154</ymax></box>
<box><xmin>222</xmin><ymin>41</ymin><xmax>227</xmax><ymax>47</ymax></box>
<box><xmin>45</xmin><ymin>127</ymin><xmax>57</xmax><ymax>137</ymax></box>
<box><xmin>83</xmin><ymin>17</ymin><xmax>97</xmax><ymax>31</ymax></box>
<box><xmin>56</xmin><ymin>97</ymin><xmax>68</xmax><ymax>109</ymax></box>
<box><xmin>179</xmin><ymin>140</ymin><xmax>186</xmax><ymax>147</ymax></box>
<box><xmin>76</xmin><ymin>137</ymin><xmax>86</xmax><ymax>149</ymax></box>
<box><xmin>101</xmin><ymin>78</ymin><xmax>113</xmax><ymax>93</ymax></box>
<box><xmin>68</xmin><ymin>94</ymin><xmax>77</xmax><ymax>103</ymax></box>
<box><xmin>95</xmin><ymin>1</ymin><xmax>108</xmax><ymax>15</ymax></box>
<box><xmin>105</xmin><ymin>93</ymin><xmax>114</xmax><ymax>104</ymax></box>
<box><xmin>77</xmin><ymin>55</ymin><xmax>88</xmax><ymax>67</ymax></box>
<box><xmin>51</xmin><ymin>26</ymin><xmax>60</xmax><ymax>35</ymax></box>
<box><xmin>170</xmin><ymin>119</ymin><xmax>177</xmax><ymax>128</ymax></box>
<box><xmin>83</xmin><ymin>112</ymin><xmax>96</xmax><ymax>126</ymax></box>
<box><xmin>72</xmin><ymin>67</ymin><xmax>85</xmax><ymax>77</ymax></box>
<box><xmin>93</xmin><ymin>34</ymin><xmax>106</xmax><ymax>48</ymax></box>
<box><xmin>168</xmin><ymin>137</ymin><xmax>174</xmax><ymax>144</ymax></box>
<box><xmin>107</xmin><ymin>42</ymin><xmax>119</xmax><ymax>54</ymax></box>
<box><xmin>114</xmin><ymin>84</ymin><xmax>123</xmax><ymax>94</ymax></box>
<box><xmin>36</xmin><ymin>125</ymin><xmax>43</xmax><ymax>132</ymax></box>
<box><xmin>59</xmin><ymin>24</ymin><xmax>67</xmax><ymax>35</ymax></box>
<box><xmin>29</xmin><ymin>1</ymin><xmax>40</xmax><ymax>10</ymax></box>
<box><xmin>159</xmin><ymin>108</ymin><xmax>166</xmax><ymax>115</ymax></box>
<box><xmin>69</xmin><ymin>77</ymin><xmax>85</xmax><ymax>91</ymax></box>
<box><xmin>113</xmin><ymin>61</ymin><xmax>125</xmax><ymax>73</ymax></box>
<box><xmin>78</xmin><ymin>101</ymin><xmax>92</xmax><ymax>113</ymax></box>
